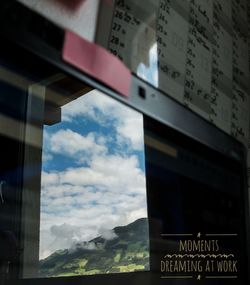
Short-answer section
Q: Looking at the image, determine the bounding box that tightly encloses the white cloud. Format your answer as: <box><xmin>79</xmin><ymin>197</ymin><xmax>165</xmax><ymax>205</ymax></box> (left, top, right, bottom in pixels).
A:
<box><xmin>62</xmin><ymin>90</ymin><xmax>144</xmax><ymax>151</ymax></box>
<box><xmin>42</xmin><ymin>152</ymin><xmax>53</xmax><ymax>163</ymax></box>
<box><xmin>40</xmin><ymin>223</ymin><xmax>90</xmax><ymax>259</ymax></box>
<box><xmin>116</xmin><ymin>116</ymin><xmax>144</xmax><ymax>150</ymax></box>
<box><xmin>41</xmin><ymin>172</ymin><xmax>60</xmax><ymax>187</ymax></box>
<box><xmin>62</xmin><ymin>91</ymin><xmax>115</xmax><ymax>123</ymax></box>
<box><xmin>49</xmin><ymin>129</ymin><xmax>107</xmax><ymax>163</ymax></box>
<box><xmin>98</xmin><ymin>228</ymin><xmax>118</xmax><ymax>241</ymax></box>
<box><xmin>42</xmin><ymin>155</ymin><xmax>145</xmax><ymax>196</ymax></box>
<box><xmin>69</xmin><ymin>242</ymin><xmax>98</xmax><ymax>254</ymax></box>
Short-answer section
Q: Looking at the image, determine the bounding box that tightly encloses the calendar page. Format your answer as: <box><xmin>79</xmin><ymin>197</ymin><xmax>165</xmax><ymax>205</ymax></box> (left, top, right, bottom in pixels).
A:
<box><xmin>97</xmin><ymin>0</ymin><xmax>250</xmax><ymax>142</ymax></box>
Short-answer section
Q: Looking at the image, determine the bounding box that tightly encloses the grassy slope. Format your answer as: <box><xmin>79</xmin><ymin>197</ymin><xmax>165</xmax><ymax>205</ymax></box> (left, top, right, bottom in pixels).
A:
<box><xmin>39</xmin><ymin>218</ymin><xmax>150</xmax><ymax>277</ymax></box>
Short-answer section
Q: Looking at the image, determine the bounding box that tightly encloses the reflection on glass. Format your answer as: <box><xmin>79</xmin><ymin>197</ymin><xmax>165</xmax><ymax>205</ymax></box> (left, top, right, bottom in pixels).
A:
<box><xmin>108</xmin><ymin>0</ymin><xmax>158</xmax><ymax>86</ymax></box>
<box><xmin>137</xmin><ymin>43</ymin><xmax>159</xmax><ymax>87</ymax></box>
<box><xmin>39</xmin><ymin>91</ymin><xmax>149</xmax><ymax>277</ymax></box>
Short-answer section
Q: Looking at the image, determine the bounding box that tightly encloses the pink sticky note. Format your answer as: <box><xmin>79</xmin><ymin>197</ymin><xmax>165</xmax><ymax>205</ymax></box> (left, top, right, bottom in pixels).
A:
<box><xmin>62</xmin><ymin>31</ymin><xmax>131</xmax><ymax>97</ymax></box>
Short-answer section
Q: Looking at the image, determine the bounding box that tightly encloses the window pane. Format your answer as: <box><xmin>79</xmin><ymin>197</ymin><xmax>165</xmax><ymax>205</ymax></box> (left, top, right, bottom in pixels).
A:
<box><xmin>39</xmin><ymin>90</ymin><xmax>149</xmax><ymax>277</ymax></box>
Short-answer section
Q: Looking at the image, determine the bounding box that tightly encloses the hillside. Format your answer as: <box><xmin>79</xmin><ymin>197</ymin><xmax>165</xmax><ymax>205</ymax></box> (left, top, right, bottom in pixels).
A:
<box><xmin>39</xmin><ymin>218</ymin><xmax>150</xmax><ymax>277</ymax></box>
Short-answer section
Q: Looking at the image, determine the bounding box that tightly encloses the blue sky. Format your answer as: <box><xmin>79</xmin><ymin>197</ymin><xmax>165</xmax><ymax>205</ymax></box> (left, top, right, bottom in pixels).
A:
<box><xmin>39</xmin><ymin>90</ymin><xmax>147</xmax><ymax>259</ymax></box>
<box><xmin>137</xmin><ymin>43</ymin><xmax>159</xmax><ymax>87</ymax></box>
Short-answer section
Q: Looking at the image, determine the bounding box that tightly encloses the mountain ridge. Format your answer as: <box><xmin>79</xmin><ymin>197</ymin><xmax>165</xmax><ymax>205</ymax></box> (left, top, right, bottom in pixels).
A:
<box><xmin>39</xmin><ymin>217</ymin><xmax>150</xmax><ymax>277</ymax></box>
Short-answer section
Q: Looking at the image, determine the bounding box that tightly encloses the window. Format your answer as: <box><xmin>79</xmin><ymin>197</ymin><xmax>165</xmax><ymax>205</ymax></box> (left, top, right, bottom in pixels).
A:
<box><xmin>39</xmin><ymin>90</ymin><xmax>149</xmax><ymax>277</ymax></box>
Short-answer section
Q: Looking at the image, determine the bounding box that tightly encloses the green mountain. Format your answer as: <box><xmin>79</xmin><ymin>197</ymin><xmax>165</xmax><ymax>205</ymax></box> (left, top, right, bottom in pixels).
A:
<box><xmin>39</xmin><ymin>218</ymin><xmax>150</xmax><ymax>277</ymax></box>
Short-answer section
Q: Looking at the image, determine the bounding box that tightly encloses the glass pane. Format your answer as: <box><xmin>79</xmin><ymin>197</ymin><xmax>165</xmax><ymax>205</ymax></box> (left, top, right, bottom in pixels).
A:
<box><xmin>39</xmin><ymin>90</ymin><xmax>149</xmax><ymax>277</ymax></box>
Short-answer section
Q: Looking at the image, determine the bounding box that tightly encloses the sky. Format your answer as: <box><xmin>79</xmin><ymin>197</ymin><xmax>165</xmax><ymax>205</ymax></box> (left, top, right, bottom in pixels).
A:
<box><xmin>39</xmin><ymin>90</ymin><xmax>148</xmax><ymax>259</ymax></box>
<box><xmin>137</xmin><ymin>43</ymin><xmax>159</xmax><ymax>87</ymax></box>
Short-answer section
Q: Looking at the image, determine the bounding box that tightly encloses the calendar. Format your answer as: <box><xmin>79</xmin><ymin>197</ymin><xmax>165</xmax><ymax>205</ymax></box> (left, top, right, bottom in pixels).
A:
<box><xmin>97</xmin><ymin>0</ymin><xmax>250</xmax><ymax>144</ymax></box>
